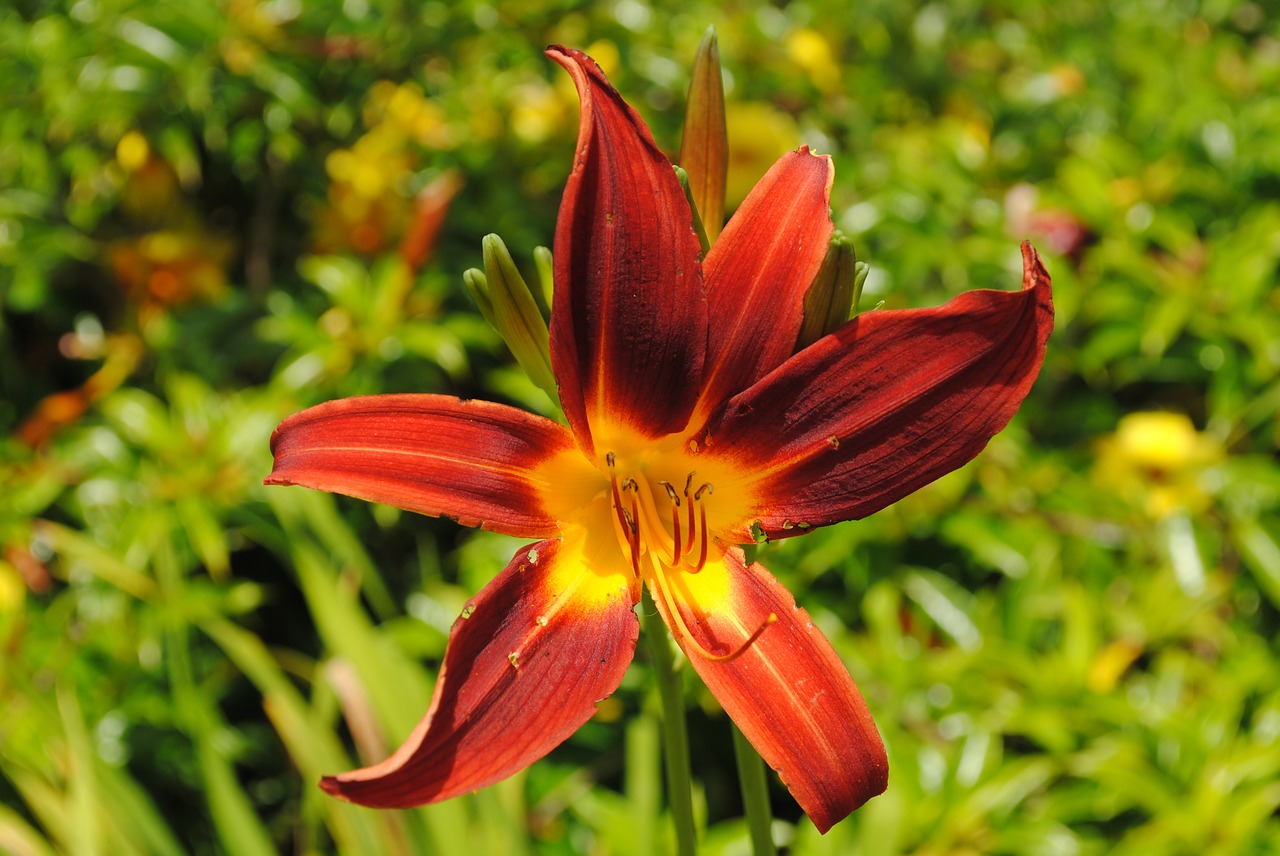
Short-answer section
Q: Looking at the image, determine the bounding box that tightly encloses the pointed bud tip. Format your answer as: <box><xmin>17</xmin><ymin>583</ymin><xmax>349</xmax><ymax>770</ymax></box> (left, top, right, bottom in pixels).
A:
<box><xmin>695</xmin><ymin>26</ymin><xmax>719</xmax><ymax>57</ymax></box>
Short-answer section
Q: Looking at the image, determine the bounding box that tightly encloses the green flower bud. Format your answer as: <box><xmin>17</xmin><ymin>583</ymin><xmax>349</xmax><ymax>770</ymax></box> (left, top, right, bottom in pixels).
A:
<box><xmin>796</xmin><ymin>231</ymin><xmax>861</xmax><ymax>350</ymax></box>
<box><xmin>532</xmin><ymin>245</ymin><xmax>554</xmax><ymax>316</ymax></box>
<box><xmin>462</xmin><ymin>267</ymin><xmax>496</xmax><ymax>327</ymax></box>
<box><xmin>477</xmin><ymin>234</ymin><xmax>559</xmax><ymax>406</ymax></box>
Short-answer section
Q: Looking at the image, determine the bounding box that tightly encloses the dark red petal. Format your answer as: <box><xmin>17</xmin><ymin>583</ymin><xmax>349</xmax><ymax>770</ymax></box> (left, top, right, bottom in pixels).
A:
<box><xmin>547</xmin><ymin>46</ymin><xmax>708</xmax><ymax>454</ymax></box>
<box><xmin>266</xmin><ymin>394</ymin><xmax>574</xmax><ymax>539</ymax></box>
<box><xmin>710</xmin><ymin>242</ymin><xmax>1053</xmax><ymax>539</ymax></box>
<box><xmin>651</xmin><ymin>549</ymin><xmax>887</xmax><ymax>832</ymax></box>
<box><xmin>320</xmin><ymin>538</ymin><xmax>639</xmax><ymax>807</ymax></box>
<box><xmin>692</xmin><ymin>148</ymin><xmax>834</xmax><ymax>425</ymax></box>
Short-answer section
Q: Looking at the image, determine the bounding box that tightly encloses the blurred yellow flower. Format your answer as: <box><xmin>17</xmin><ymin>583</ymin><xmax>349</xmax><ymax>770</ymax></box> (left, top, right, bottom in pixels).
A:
<box><xmin>315</xmin><ymin>82</ymin><xmax>458</xmax><ymax>255</ymax></box>
<box><xmin>786</xmin><ymin>28</ymin><xmax>841</xmax><ymax>93</ymax></box>
<box><xmin>1094</xmin><ymin>412</ymin><xmax>1222</xmax><ymax>518</ymax></box>
<box><xmin>0</xmin><ymin>562</ymin><xmax>24</xmax><ymax>614</ymax></box>
<box><xmin>114</xmin><ymin>131</ymin><xmax>185</xmax><ymax>225</ymax></box>
<box><xmin>116</xmin><ymin>130</ymin><xmax>151</xmax><ymax>172</ymax></box>
<box><xmin>1087</xmin><ymin>638</ymin><xmax>1144</xmax><ymax>693</ymax></box>
<box><xmin>724</xmin><ymin>102</ymin><xmax>799</xmax><ymax>208</ymax></box>
<box><xmin>510</xmin><ymin>80</ymin><xmax>568</xmax><ymax>144</ymax></box>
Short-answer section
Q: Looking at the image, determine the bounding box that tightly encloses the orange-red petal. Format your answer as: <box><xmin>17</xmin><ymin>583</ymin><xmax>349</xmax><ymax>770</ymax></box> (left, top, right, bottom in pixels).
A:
<box><xmin>546</xmin><ymin>46</ymin><xmax>708</xmax><ymax>454</ymax></box>
<box><xmin>708</xmin><ymin>242</ymin><xmax>1053</xmax><ymax>539</ymax></box>
<box><xmin>266</xmin><ymin>394</ymin><xmax>575</xmax><ymax>539</ymax></box>
<box><xmin>320</xmin><ymin>538</ymin><xmax>639</xmax><ymax>807</ymax></box>
<box><xmin>650</xmin><ymin>548</ymin><xmax>887</xmax><ymax>833</ymax></box>
<box><xmin>692</xmin><ymin>148</ymin><xmax>834</xmax><ymax>425</ymax></box>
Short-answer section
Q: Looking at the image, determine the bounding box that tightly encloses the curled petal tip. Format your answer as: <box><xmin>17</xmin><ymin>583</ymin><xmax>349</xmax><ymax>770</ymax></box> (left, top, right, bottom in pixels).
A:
<box><xmin>1021</xmin><ymin>240</ymin><xmax>1052</xmax><ymax>289</ymax></box>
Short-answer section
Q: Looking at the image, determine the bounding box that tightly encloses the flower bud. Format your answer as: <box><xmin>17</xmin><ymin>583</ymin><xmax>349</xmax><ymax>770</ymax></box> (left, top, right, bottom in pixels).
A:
<box><xmin>462</xmin><ymin>268</ymin><xmax>495</xmax><ymax>326</ymax></box>
<box><xmin>796</xmin><ymin>231</ymin><xmax>863</xmax><ymax>350</ymax></box>
<box><xmin>474</xmin><ymin>234</ymin><xmax>559</xmax><ymax>405</ymax></box>
<box><xmin>532</xmin><ymin>245</ymin><xmax>554</xmax><ymax>315</ymax></box>
<box><xmin>678</xmin><ymin>27</ymin><xmax>727</xmax><ymax>245</ymax></box>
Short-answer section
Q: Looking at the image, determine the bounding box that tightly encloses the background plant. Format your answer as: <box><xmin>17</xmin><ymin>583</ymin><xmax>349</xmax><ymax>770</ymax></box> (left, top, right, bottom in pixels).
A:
<box><xmin>2</xmin><ymin>1</ymin><xmax>1277</xmax><ymax>853</ymax></box>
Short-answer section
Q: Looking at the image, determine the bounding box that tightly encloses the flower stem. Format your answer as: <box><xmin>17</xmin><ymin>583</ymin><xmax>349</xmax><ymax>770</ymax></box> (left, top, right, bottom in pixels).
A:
<box><xmin>732</xmin><ymin>723</ymin><xmax>777</xmax><ymax>856</ymax></box>
<box><xmin>641</xmin><ymin>593</ymin><xmax>698</xmax><ymax>856</ymax></box>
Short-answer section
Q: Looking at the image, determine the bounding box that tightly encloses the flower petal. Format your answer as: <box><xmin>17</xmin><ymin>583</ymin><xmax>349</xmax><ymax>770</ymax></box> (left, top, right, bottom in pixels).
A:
<box><xmin>708</xmin><ymin>242</ymin><xmax>1053</xmax><ymax>539</ymax></box>
<box><xmin>547</xmin><ymin>46</ymin><xmax>708</xmax><ymax>454</ymax></box>
<box><xmin>320</xmin><ymin>537</ymin><xmax>639</xmax><ymax>807</ymax></box>
<box><xmin>266</xmin><ymin>394</ymin><xmax>575</xmax><ymax>539</ymax></box>
<box><xmin>691</xmin><ymin>148</ymin><xmax>834</xmax><ymax>425</ymax></box>
<box><xmin>649</xmin><ymin>548</ymin><xmax>887</xmax><ymax>833</ymax></box>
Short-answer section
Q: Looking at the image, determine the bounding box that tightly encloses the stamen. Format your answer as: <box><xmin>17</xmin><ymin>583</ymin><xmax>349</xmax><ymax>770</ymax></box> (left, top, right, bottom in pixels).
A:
<box><xmin>631</xmin><ymin>474</ymin><xmax>677</xmax><ymax>561</ymax></box>
<box><xmin>682</xmin><ymin>473</ymin><xmax>696</xmax><ymax>560</ymax></box>
<box><xmin>607</xmin><ymin>452</ymin><xmax>641</xmax><ymax>579</ymax></box>
<box><xmin>607</xmin><ymin>458</ymin><xmax>628</xmax><ymax>534</ymax></box>
<box><xmin>658</xmin><ymin>481</ymin><xmax>683</xmax><ymax>564</ymax></box>
<box><xmin>627</xmin><ymin>489</ymin><xmax>642</xmax><ymax>576</ymax></box>
<box><xmin>680</xmin><ymin>482</ymin><xmax>711</xmax><ymax>573</ymax></box>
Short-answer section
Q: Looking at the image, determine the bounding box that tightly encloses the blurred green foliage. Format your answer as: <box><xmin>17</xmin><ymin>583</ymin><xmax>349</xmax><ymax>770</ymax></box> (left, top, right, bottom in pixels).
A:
<box><xmin>2</xmin><ymin>0</ymin><xmax>1278</xmax><ymax>853</ymax></box>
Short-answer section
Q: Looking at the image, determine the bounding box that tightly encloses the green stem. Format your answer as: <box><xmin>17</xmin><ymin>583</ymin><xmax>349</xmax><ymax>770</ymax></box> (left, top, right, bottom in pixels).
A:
<box><xmin>642</xmin><ymin>593</ymin><xmax>698</xmax><ymax>856</ymax></box>
<box><xmin>732</xmin><ymin>724</ymin><xmax>777</xmax><ymax>856</ymax></box>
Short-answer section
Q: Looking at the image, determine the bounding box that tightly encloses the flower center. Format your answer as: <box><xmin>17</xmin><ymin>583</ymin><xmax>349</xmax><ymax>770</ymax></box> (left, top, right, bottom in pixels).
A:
<box><xmin>605</xmin><ymin>452</ymin><xmax>713</xmax><ymax>574</ymax></box>
<box><xmin>604</xmin><ymin>451</ymin><xmax>774</xmax><ymax>663</ymax></box>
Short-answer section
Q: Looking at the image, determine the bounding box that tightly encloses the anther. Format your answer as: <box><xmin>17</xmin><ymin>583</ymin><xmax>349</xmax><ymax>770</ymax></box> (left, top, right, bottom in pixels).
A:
<box><xmin>681</xmin><ymin>473</ymin><xmax>697</xmax><ymax>560</ymax></box>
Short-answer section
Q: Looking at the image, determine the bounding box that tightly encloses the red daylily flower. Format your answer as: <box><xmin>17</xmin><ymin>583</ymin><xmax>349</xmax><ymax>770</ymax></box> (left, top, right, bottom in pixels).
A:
<box><xmin>266</xmin><ymin>47</ymin><xmax>1054</xmax><ymax>833</ymax></box>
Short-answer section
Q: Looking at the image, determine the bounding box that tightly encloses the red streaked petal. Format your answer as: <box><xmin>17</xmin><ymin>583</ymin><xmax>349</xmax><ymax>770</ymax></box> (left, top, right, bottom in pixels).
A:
<box><xmin>320</xmin><ymin>537</ymin><xmax>639</xmax><ymax>807</ymax></box>
<box><xmin>547</xmin><ymin>46</ymin><xmax>708</xmax><ymax>454</ymax></box>
<box><xmin>709</xmin><ymin>242</ymin><xmax>1053</xmax><ymax>539</ymax></box>
<box><xmin>650</xmin><ymin>548</ymin><xmax>887</xmax><ymax>832</ymax></box>
<box><xmin>691</xmin><ymin>148</ymin><xmax>834</xmax><ymax>425</ymax></box>
<box><xmin>266</xmin><ymin>394</ymin><xmax>575</xmax><ymax>539</ymax></box>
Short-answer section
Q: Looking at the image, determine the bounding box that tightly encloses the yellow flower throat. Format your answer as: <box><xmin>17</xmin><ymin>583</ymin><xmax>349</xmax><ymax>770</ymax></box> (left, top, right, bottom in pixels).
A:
<box><xmin>548</xmin><ymin>441</ymin><xmax>775</xmax><ymax>663</ymax></box>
